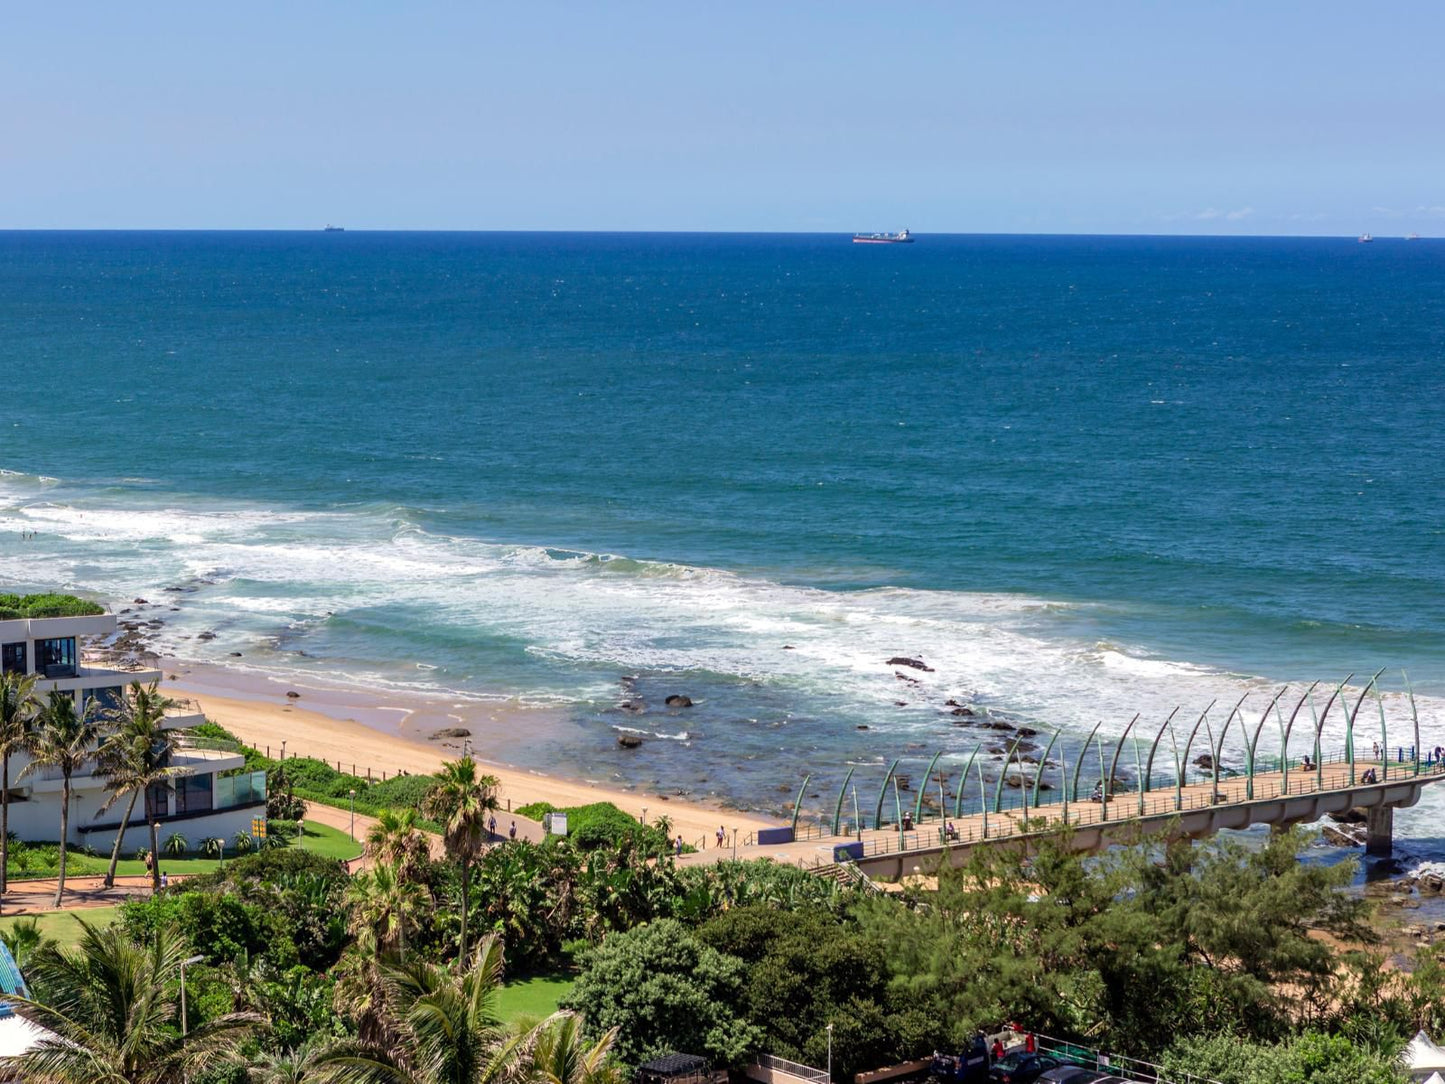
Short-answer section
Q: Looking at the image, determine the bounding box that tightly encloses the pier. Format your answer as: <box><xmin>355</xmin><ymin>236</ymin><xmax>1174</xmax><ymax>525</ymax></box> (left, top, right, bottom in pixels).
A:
<box><xmin>679</xmin><ymin>675</ymin><xmax>1445</xmax><ymax>878</ymax></box>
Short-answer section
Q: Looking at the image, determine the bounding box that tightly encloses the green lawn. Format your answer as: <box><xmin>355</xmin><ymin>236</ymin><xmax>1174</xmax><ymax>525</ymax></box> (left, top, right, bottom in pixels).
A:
<box><xmin>7</xmin><ymin>821</ymin><xmax>361</xmax><ymax>882</ymax></box>
<box><xmin>0</xmin><ymin>905</ymin><xmax>120</xmax><ymax>949</ymax></box>
<box><xmin>497</xmin><ymin>974</ymin><xmax>575</xmax><ymax>1024</ymax></box>
<box><xmin>294</xmin><ymin>820</ymin><xmax>364</xmax><ymax>861</ymax></box>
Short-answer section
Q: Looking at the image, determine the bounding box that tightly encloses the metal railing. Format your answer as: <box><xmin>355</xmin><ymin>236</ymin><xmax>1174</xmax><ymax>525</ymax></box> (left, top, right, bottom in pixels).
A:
<box><xmin>1031</xmin><ymin>1030</ymin><xmax>1222</xmax><ymax>1084</ymax></box>
<box><xmin>751</xmin><ymin>1054</ymin><xmax>829</xmax><ymax>1084</ymax></box>
<box><xmin>797</xmin><ymin>751</ymin><xmax>1445</xmax><ymax>864</ymax></box>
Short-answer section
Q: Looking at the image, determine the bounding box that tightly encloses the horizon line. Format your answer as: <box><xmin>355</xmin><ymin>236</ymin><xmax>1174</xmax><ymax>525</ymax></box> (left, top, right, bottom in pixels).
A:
<box><xmin>0</xmin><ymin>227</ymin><xmax>1434</xmax><ymax>240</ymax></box>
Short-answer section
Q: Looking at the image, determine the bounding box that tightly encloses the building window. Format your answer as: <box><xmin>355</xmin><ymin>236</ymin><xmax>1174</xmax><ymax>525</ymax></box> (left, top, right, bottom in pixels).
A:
<box><xmin>85</xmin><ymin>686</ymin><xmax>123</xmax><ymax>716</ymax></box>
<box><xmin>145</xmin><ymin>782</ymin><xmax>169</xmax><ymax>820</ymax></box>
<box><xmin>35</xmin><ymin>638</ymin><xmax>77</xmax><ymax>679</ymax></box>
<box><xmin>175</xmin><ymin>774</ymin><xmax>213</xmax><ymax>815</ymax></box>
<box><xmin>1</xmin><ymin>643</ymin><xmax>24</xmax><ymax>675</ymax></box>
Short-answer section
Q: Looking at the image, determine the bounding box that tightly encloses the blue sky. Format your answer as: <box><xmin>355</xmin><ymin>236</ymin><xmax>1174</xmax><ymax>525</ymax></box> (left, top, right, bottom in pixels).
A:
<box><xmin>4</xmin><ymin>2</ymin><xmax>1442</xmax><ymax>234</ymax></box>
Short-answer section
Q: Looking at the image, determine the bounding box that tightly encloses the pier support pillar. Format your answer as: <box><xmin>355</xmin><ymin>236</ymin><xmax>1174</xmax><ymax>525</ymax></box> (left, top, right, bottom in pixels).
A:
<box><xmin>1365</xmin><ymin>805</ymin><xmax>1394</xmax><ymax>856</ymax></box>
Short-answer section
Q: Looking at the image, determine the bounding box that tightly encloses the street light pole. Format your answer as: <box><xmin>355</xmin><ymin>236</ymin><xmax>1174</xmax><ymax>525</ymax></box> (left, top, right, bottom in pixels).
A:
<box><xmin>180</xmin><ymin>954</ymin><xmax>205</xmax><ymax>1036</ymax></box>
<box><xmin>826</xmin><ymin>1022</ymin><xmax>833</xmax><ymax>1082</ymax></box>
<box><xmin>349</xmin><ymin>788</ymin><xmax>356</xmax><ymax>840</ymax></box>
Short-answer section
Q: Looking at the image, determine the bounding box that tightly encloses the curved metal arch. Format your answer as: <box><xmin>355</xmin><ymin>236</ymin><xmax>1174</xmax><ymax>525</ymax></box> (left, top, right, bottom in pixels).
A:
<box><xmin>1178</xmin><ymin>700</ymin><xmax>1218</xmax><ymax>793</ymax></box>
<box><xmin>1274</xmin><ymin>682</ymin><xmax>1325</xmax><ymax>796</ymax></box>
<box><xmin>831</xmin><ymin>767</ymin><xmax>856</xmax><ymax>836</ymax></box>
<box><xmin>1246</xmin><ymin>687</ymin><xmax>1288</xmax><ymax>799</ymax></box>
<box><xmin>1104</xmin><ymin>713</ymin><xmax>1142</xmax><ymax>807</ymax></box>
<box><xmin>1374</xmin><ymin>681</ymin><xmax>1391</xmax><ymax>782</ymax></box>
<box><xmin>1144</xmin><ymin>707</ymin><xmax>1181</xmax><ymax>795</ymax></box>
<box><xmin>916</xmin><ymin>751</ymin><xmax>944</xmax><ymax>824</ymax></box>
<box><xmin>1404</xmin><ymin>670</ymin><xmax>1423</xmax><ymax>777</ymax></box>
<box><xmin>893</xmin><ymin>776</ymin><xmax>905</xmax><ymax>844</ymax></box>
<box><xmin>993</xmin><ymin>735</ymin><xmax>1025</xmax><ymax>815</ymax></box>
<box><xmin>873</xmin><ymin>758</ymin><xmax>900</xmax><ymax>830</ymax></box>
<box><xmin>1305</xmin><ymin>677</ymin><xmax>1339</xmax><ymax>767</ymax></box>
<box><xmin>1131</xmin><ymin>737</ymin><xmax>1147</xmax><ymax>815</ymax></box>
<box><xmin>1071</xmin><ymin>719</ymin><xmax>1106</xmax><ymax>804</ymax></box>
<box><xmin>1031</xmin><ymin>728</ymin><xmax>1064</xmax><ymax>809</ymax></box>
<box><xmin>1211</xmin><ymin>693</ymin><xmax>1249</xmax><ymax>788</ymax></box>
<box><xmin>954</xmin><ymin>743</ymin><xmax>984</xmax><ymax>818</ymax></box>
<box><xmin>1169</xmin><ymin>726</ymin><xmax>1184</xmax><ymax>810</ymax></box>
<box><xmin>977</xmin><ymin>757</ymin><xmax>990</xmax><ymax>839</ymax></box>
<box><xmin>791</xmin><ymin>774</ymin><xmax>812</xmax><ymax>833</ymax></box>
<box><xmin>1345</xmin><ymin>668</ymin><xmax>1385</xmax><ymax>784</ymax></box>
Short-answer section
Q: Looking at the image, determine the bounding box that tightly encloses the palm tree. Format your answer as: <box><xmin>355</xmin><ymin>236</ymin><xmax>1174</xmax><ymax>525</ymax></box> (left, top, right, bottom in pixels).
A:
<box><xmin>530</xmin><ymin>1013</ymin><xmax>625</xmax><ymax>1084</ymax></box>
<box><xmin>421</xmin><ymin>756</ymin><xmax>498</xmax><ymax>961</ymax></box>
<box><xmin>346</xmin><ymin>860</ymin><xmax>429</xmax><ymax>961</ymax></box>
<box><xmin>93</xmin><ymin>681</ymin><xmax>181</xmax><ymax>889</ymax></box>
<box><xmin>330</xmin><ymin>937</ymin><xmax>619</xmax><ymax>1084</ymax></box>
<box><xmin>0</xmin><ymin>920</ymin><xmax>259</xmax><ymax>1084</ymax></box>
<box><xmin>21</xmin><ymin>691</ymin><xmax>108</xmax><ymax>907</ymax></box>
<box><xmin>364</xmin><ymin>807</ymin><xmax>431</xmax><ymax>881</ymax></box>
<box><xmin>0</xmin><ymin>670</ymin><xmax>38</xmax><ymax>898</ymax></box>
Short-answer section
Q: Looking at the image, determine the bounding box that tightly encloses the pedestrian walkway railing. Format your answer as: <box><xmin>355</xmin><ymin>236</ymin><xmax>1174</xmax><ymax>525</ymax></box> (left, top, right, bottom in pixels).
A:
<box><xmin>1031</xmin><ymin>1031</ymin><xmax>1222</xmax><ymax>1084</ymax></box>
<box><xmin>751</xmin><ymin>1054</ymin><xmax>829</xmax><ymax>1084</ymax></box>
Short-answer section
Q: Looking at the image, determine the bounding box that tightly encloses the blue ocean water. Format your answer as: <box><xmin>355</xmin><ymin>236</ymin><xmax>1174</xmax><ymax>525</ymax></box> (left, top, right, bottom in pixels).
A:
<box><xmin>2</xmin><ymin>231</ymin><xmax>1443</xmax><ymax>827</ymax></box>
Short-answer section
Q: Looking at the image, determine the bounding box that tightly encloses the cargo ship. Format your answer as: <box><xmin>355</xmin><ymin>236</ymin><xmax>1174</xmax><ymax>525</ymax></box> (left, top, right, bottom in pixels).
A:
<box><xmin>853</xmin><ymin>228</ymin><xmax>913</xmax><ymax>244</ymax></box>
<box><xmin>323</xmin><ymin>224</ymin><xmax>345</xmax><ymax>232</ymax></box>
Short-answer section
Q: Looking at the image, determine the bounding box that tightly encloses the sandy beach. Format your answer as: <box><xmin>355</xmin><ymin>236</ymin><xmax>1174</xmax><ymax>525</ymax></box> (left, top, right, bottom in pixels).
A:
<box><xmin>163</xmin><ymin>660</ymin><xmax>779</xmax><ymax>844</ymax></box>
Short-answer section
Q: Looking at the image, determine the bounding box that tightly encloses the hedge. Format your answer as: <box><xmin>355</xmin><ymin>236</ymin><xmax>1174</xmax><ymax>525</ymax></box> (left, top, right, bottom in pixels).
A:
<box><xmin>0</xmin><ymin>593</ymin><xmax>106</xmax><ymax>619</ymax></box>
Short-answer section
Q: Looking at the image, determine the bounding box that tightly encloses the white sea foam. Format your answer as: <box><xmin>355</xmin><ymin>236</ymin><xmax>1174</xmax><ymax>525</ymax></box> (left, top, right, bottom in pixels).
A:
<box><xmin>5</xmin><ymin>480</ymin><xmax>1444</xmax><ymax>788</ymax></box>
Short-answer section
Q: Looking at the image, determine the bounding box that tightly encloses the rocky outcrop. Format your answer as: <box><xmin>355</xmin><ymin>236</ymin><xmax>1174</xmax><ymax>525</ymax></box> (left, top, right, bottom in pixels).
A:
<box><xmin>887</xmin><ymin>657</ymin><xmax>934</xmax><ymax>672</ymax></box>
<box><xmin>664</xmin><ymin>695</ymin><xmax>694</xmax><ymax>708</ymax></box>
<box><xmin>430</xmin><ymin>727</ymin><xmax>471</xmax><ymax>741</ymax></box>
<box><xmin>617</xmin><ymin>734</ymin><xmax>644</xmax><ymax>749</ymax></box>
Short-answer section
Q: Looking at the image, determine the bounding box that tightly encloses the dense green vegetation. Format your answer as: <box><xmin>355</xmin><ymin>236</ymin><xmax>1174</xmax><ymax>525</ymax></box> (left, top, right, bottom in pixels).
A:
<box><xmin>0</xmin><ymin>593</ymin><xmax>106</xmax><ymax>619</ymax></box>
<box><xmin>517</xmin><ymin>799</ymin><xmax>679</xmax><ymax>852</ymax></box>
<box><xmin>0</xmin><ymin>723</ymin><xmax>1430</xmax><ymax>1084</ymax></box>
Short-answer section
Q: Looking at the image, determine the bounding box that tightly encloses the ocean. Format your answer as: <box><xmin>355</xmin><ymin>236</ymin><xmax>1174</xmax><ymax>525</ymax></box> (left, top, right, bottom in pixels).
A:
<box><xmin>2</xmin><ymin>230</ymin><xmax>1443</xmax><ymax>848</ymax></box>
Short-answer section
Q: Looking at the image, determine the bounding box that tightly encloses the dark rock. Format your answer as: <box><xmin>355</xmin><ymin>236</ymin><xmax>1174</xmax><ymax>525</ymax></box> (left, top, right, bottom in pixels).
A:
<box><xmin>983</xmin><ymin>720</ymin><xmax>1016</xmax><ymax>731</ymax></box>
<box><xmin>895</xmin><ymin>672</ymin><xmax>920</xmax><ymax>684</ymax></box>
<box><xmin>1017</xmin><ymin>727</ymin><xmax>1038</xmax><ymax>738</ymax></box>
<box><xmin>987</xmin><ymin>745</ymin><xmax>1008</xmax><ymax>755</ymax></box>
<box><xmin>163</xmin><ymin>586</ymin><xmax>183</xmax><ymax>593</ymax></box>
<box><xmin>1194</xmin><ymin>754</ymin><xmax>1214</xmax><ymax>769</ymax></box>
<box><xmin>196</xmin><ymin>631</ymin><xmax>216</xmax><ymax>641</ymax></box>
<box><xmin>887</xmin><ymin>656</ymin><xmax>934</xmax><ymax>672</ymax></box>
<box><xmin>430</xmin><ymin>727</ymin><xmax>471</xmax><ymax>740</ymax></box>
<box><xmin>664</xmin><ymin>695</ymin><xmax>694</xmax><ymax>708</ymax></box>
<box><xmin>229</xmin><ymin>651</ymin><xmax>243</xmax><ymax>657</ymax></box>
<box><xmin>856</xmin><ymin>724</ymin><xmax>869</xmax><ymax>730</ymax></box>
<box><xmin>945</xmin><ymin>699</ymin><xmax>960</xmax><ymax>707</ymax></box>
<box><xmin>894</xmin><ymin>700</ymin><xmax>908</xmax><ymax>707</ymax></box>
<box><xmin>1328</xmin><ymin>808</ymin><xmax>1368</xmax><ymax>825</ymax></box>
<box><xmin>950</xmin><ymin>706</ymin><xmax>975</xmax><ymax>717</ymax></box>
<box><xmin>617</xmin><ymin>734</ymin><xmax>644</xmax><ymax>749</ymax></box>
<box><xmin>133</xmin><ymin>597</ymin><xmax>148</xmax><ymax>604</ymax></box>
<box><xmin>783</xmin><ymin>645</ymin><xmax>795</xmax><ymax>650</ymax></box>
<box><xmin>286</xmin><ymin>690</ymin><xmax>300</xmax><ymax>699</ymax></box>
<box><xmin>620</xmin><ymin>700</ymin><xmax>645</xmax><ymax>714</ymax></box>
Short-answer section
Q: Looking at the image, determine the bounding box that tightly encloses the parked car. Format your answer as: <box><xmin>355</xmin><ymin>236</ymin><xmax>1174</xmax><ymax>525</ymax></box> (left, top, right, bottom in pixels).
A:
<box><xmin>988</xmin><ymin>1052</ymin><xmax>1061</xmax><ymax>1084</ymax></box>
<box><xmin>1036</xmin><ymin>1070</ymin><xmax>1111</xmax><ymax>1084</ymax></box>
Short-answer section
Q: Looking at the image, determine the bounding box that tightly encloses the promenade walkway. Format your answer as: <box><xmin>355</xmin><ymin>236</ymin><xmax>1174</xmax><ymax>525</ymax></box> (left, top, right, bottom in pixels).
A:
<box><xmin>679</xmin><ymin>754</ymin><xmax>1445</xmax><ymax>878</ymax></box>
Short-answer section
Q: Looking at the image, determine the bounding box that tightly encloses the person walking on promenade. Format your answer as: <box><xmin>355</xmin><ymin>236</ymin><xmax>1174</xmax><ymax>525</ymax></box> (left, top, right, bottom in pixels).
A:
<box><xmin>509</xmin><ymin>820</ymin><xmax>517</xmax><ymax>840</ymax></box>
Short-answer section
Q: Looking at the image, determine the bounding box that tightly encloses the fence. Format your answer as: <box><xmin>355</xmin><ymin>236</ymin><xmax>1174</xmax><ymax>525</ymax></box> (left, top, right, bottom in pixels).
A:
<box><xmin>750</xmin><ymin>1054</ymin><xmax>829</xmax><ymax>1084</ymax></box>
<box><xmin>1031</xmin><ymin>1031</ymin><xmax>1223</xmax><ymax>1084</ymax></box>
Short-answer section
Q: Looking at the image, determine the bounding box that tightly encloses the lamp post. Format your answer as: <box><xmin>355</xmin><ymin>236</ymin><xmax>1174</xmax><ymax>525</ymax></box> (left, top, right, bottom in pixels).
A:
<box><xmin>180</xmin><ymin>953</ymin><xmax>205</xmax><ymax>1036</ymax></box>
<box><xmin>826</xmin><ymin>1022</ymin><xmax>833</xmax><ymax>1082</ymax></box>
<box><xmin>349</xmin><ymin>788</ymin><xmax>356</xmax><ymax>840</ymax></box>
<box><xmin>641</xmin><ymin>806</ymin><xmax>647</xmax><ymax>825</ymax></box>
<box><xmin>732</xmin><ymin>826</ymin><xmax>738</xmax><ymax>859</ymax></box>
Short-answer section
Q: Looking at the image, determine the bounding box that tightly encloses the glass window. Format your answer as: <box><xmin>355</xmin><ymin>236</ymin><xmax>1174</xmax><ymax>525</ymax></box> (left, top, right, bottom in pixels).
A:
<box><xmin>175</xmin><ymin>774</ymin><xmax>213</xmax><ymax>815</ymax></box>
<box><xmin>85</xmin><ymin>686</ymin><xmax>123</xmax><ymax>715</ymax></box>
<box><xmin>145</xmin><ymin>782</ymin><xmax>169</xmax><ymax>820</ymax></box>
<box><xmin>1</xmin><ymin>643</ymin><xmax>24</xmax><ymax>675</ymax></box>
<box><xmin>35</xmin><ymin>638</ymin><xmax>77</xmax><ymax>678</ymax></box>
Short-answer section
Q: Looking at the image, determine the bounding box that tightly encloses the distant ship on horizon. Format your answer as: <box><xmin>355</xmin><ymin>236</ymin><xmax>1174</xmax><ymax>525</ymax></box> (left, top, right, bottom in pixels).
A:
<box><xmin>323</xmin><ymin>224</ymin><xmax>345</xmax><ymax>232</ymax></box>
<box><xmin>853</xmin><ymin>228</ymin><xmax>913</xmax><ymax>244</ymax></box>
<box><xmin>1358</xmin><ymin>233</ymin><xmax>1374</xmax><ymax>243</ymax></box>
<box><xmin>1406</xmin><ymin>232</ymin><xmax>1422</xmax><ymax>241</ymax></box>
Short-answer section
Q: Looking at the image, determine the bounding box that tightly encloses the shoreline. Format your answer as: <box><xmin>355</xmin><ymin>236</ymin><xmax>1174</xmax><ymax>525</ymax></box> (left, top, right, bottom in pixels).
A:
<box><xmin>160</xmin><ymin>657</ymin><xmax>781</xmax><ymax>843</ymax></box>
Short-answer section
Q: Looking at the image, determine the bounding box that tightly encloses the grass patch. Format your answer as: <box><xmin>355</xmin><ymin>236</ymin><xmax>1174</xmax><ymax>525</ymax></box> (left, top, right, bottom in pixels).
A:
<box><xmin>295</xmin><ymin>820</ymin><xmax>363</xmax><ymax>861</ymax></box>
<box><xmin>497</xmin><ymin>974</ymin><xmax>575</xmax><ymax>1024</ymax></box>
<box><xmin>0</xmin><ymin>905</ymin><xmax>120</xmax><ymax>949</ymax></box>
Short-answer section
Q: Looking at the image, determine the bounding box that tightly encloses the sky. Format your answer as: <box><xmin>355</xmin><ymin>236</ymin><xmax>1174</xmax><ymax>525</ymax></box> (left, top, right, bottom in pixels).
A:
<box><xmin>3</xmin><ymin>2</ymin><xmax>1443</xmax><ymax>234</ymax></box>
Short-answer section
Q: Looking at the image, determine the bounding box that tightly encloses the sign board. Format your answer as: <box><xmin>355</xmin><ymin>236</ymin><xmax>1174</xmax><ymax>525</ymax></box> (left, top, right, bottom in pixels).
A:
<box><xmin>252</xmin><ymin>817</ymin><xmax>267</xmax><ymax>838</ymax></box>
<box><xmin>550</xmin><ymin>812</ymin><xmax>568</xmax><ymax>836</ymax></box>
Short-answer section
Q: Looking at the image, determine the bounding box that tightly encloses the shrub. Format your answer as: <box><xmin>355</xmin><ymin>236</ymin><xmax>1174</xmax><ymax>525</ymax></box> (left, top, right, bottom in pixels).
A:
<box><xmin>164</xmin><ymin>833</ymin><xmax>189</xmax><ymax>856</ymax></box>
<box><xmin>0</xmin><ymin>593</ymin><xmax>105</xmax><ymax>619</ymax></box>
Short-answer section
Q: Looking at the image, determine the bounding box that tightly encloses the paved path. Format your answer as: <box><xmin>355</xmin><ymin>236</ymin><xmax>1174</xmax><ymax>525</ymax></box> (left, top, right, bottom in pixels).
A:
<box><xmin>0</xmin><ymin>874</ymin><xmax>157</xmax><ymax>916</ymax></box>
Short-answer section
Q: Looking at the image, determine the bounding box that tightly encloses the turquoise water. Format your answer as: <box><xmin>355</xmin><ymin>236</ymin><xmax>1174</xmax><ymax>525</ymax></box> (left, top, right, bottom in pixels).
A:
<box><xmin>2</xmin><ymin>231</ymin><xmax>1443</xmax><ymax>827</ymax></box>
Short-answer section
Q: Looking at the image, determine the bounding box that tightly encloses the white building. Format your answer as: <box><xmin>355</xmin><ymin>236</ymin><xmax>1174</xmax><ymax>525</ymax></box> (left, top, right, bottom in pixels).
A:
<box><xmin>0</xmin><ymin>611</ymin><xmax>266</xmax><ymax>851</ymax></box>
